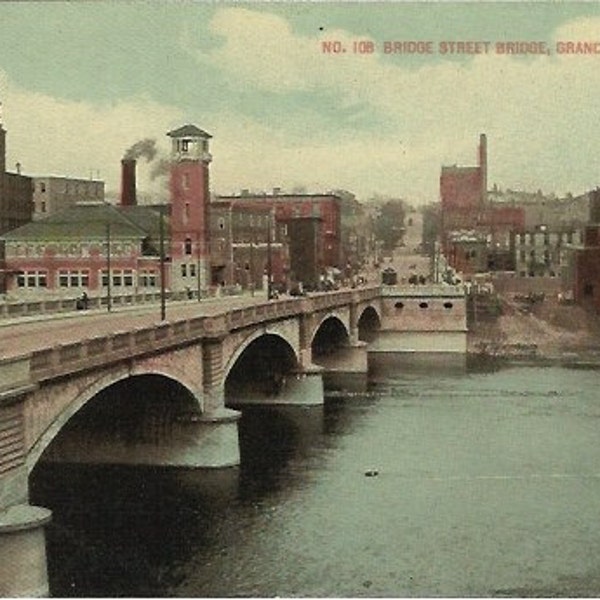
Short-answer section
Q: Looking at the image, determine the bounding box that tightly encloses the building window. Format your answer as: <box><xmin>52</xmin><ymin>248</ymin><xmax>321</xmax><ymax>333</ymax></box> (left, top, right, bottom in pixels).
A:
<box><xmin>58</xmin><ymin>270</ymin><xmax>88</xmax><ymax>288</ymax></box>
<box><xmin>190</xmin><ymin>263</ymin><xmax>196</xmax><ymax>278</ymax></box>
<box><xmin>39</xmin><ymin>182</ymin><xmax>46</xmax><ymax>193</ymax></box>
<box><xmin>139</xmin><ymin>270</ymin><xmax>157</xmax><ymax>288</ymax></box>
<box><xmin>16</xmin><ymin>270</ymin><xmax>48</xmax><ymax>288</ymax></box>
<box><xmin>185</xmin><ymin>237</ymin><xmax>192</xmax><ymax>255</ymax></box>
<box><xmin>100</xmin><ymin>270</ymin><xmax>130</xmax><ymax>287</ymax></box>
<box><xmin>218</xmin><ymin>217</ymin><xmax>225</xmax><ymax>230</ymax></box>
<box><xmin>181</xmin><ymin>264</ymin><xmax>187</xmax><ymax>277</ymax></box>
<box><xmin>40</xmin><ymin>201</ymin><xmax>46</xmax><ymax>213</ymax></box>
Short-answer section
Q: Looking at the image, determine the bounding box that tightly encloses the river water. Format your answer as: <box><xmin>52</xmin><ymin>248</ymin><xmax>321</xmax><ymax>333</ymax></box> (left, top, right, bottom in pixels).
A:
<box><xmin>31</xmin><ymin>362</ymin><xmax>600</xmax><ymax>597</ymax></box>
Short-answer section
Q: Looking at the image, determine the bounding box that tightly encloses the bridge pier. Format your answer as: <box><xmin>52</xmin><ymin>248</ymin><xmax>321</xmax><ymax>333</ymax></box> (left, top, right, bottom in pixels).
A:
<box><xmin>0</xmin><ymin>380</ymin><xmax>53</xmax><ymax>598</ymax></box>
<box><xmin>280</xmin><ymin>365</ymin><xmax>324</xmax><ymax>406</ymax></box>
<box><xmin>318</xmin><ymin>342</ymin><xmax>369</xmax><ymax>392</ymax></box>
<box><xmin>40</xmin><ymin>407</ymin><xmax>241</xmax><ymax>469</ymax></box>
<box><xmin>227</xmin><ymin>364</ymin><xmax>324</xmax><ymax>407</ymax></box>
<box><xmin>0</xmin><ymin>503</ymin><xmax>52</xmax><ymax>597</ymax></box>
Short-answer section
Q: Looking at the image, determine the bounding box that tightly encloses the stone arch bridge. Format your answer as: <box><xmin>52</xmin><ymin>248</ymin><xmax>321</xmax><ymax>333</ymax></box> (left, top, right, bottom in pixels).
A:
<box><xmin>0</xmin><ymin>284</ymin><xmax>465</xmax><ymax>596</ymax></box>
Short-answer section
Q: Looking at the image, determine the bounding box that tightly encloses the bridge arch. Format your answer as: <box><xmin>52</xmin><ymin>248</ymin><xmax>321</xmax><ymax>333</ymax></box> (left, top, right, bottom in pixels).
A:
<box><xmin>222</xmin><ymin>329</ymin><xmax>300</xmax><ymax>382</ymax></box>
<box><xmin>224</xmin><ymin>332</ymin><xmax>299</xmax><ymax>404</ymax></box>
<box><xmin>311</xmin><ymin>314</ymin><xmax>351</xmax><ymax>359</ymax></box>
<box><xmin>27</xmin><ymin>369</ymin><xmax>202</xmax><ymax>473</ymax></box>
<box><xmin>357</xmin><ymin>305</ymin><xmax>382</xmax><ymax>343</ymax></box>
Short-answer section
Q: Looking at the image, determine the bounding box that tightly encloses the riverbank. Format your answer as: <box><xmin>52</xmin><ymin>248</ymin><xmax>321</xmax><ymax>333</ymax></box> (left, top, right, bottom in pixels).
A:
<box><xmin>467</xmin><ymin>294</ymin><xmax>600</xmax><ymax>365</ymax></box>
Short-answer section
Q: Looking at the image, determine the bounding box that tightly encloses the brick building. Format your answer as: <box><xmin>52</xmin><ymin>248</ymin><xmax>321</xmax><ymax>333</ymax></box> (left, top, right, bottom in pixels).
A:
<box><xmin>570</xmin><ymin>189</ymin><xmax>600</xmax><ymax>312</ymax></box>
<box><xmin>512</xmin><ymin>226</ymin><xmax>582</xmax><ymax>279</ymax></box>
<box><xmin>32</xmin><ymin>176</ymin><xmax>104</xmax><ymax>220</ymax></box>
<box><xmin>0</xmin><ymin>121</ymin><xmax>34</xmax><ymax>293</ymax></box>
<box><xmin>1</xmin><ymin>202</ymin><xmax>163</xmax><ymax>300</ymax></box>
<box><xmin>216</xmin><ymin>192</ymin><xmax>343</xmax><ymax>273</ymax></box>
<box><xmin>0</xmin><ymin>122</ymin><xmax>34</xmax><ymax>236</ymax></box>
<box><xmin>166</xmin><ymin>124</ymin><xmax>212</xmax><ymax>293</ymax></box>
<box><xmin>440</xmin><ymin>134</ymin><xmax>487</xmax><ymax>235</ymax></box>
<box><xmin>440</xmin><ymin>134</ymin><xmax>524</xmax><ymax>273</ymax></box>
<box><xmin>1</xmin><ymin>123</ymin><xmax>214</xmax><ymax>300</ymax></box>
<box><xmin>209</xmin><ymin>200</ymin><xmax>288</xmax><ymax>292</ymax></box>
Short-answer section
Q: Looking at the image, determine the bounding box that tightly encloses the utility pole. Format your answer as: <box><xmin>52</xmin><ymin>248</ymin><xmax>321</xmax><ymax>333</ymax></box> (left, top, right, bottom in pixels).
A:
<box><xmin>196</xmin><ymin>230</ymin><xmax>201</xmax><ymax>302</ymax></box>
<box><xmin>159</xmin><ymin>213</ymin><xmax>166</xmax><ymax>321</ymax></box>
<box><xmin>250</xmin><ymin>234</ymin><xmax>255</xmax><ymax>297</ymax></box>
<box><xmin>267</xmin><ymin>210</ymin><xmax>273</xmax><ymax>300</ymax></box>
<box><xmin>106</xmin><ymin>223</ymin><xmax>112</xmax><ymax>312</ymax></box>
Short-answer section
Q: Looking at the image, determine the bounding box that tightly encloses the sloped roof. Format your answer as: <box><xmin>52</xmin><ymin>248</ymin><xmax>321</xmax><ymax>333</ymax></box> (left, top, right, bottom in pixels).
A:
<box><xmin>1</xmin><ymin>203</ymin><xmax>151</xmax><ymax>241</ymax></box>
<box><xmin>119</xmin><ymin>205</ymin><xmax>166</xmax><ymax>239</ymax></box>
<box><xmin>167</xmin><ymin>124</ymin><xmax>212</xmax><ymax>139</ymax></box>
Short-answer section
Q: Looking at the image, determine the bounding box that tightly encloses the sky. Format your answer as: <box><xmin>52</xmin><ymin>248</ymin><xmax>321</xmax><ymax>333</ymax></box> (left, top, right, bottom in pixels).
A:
<box><xmin>1</xmin><ymin>1</ymin><xmax>600</xmax><ymax>205</ymax></box>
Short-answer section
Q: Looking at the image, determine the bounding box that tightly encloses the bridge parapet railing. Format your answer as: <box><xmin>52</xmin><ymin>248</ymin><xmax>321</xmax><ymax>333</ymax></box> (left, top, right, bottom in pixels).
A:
<box><xmin>353</xmin><ymin>285</ymin><xmax>380</xmax><ymax>302</ymax></box>
<box><xmin>381</xmin><ymin>284</ymin><xmax>465</xmax><ymax>297</ymax></box>
<box><xmin>27</xmin><ymin>315</ymin><xmax>212</xmax><ymax>382</ymax></box>
<box><xmin>30</xmin><ymin>349</ymin><xmax>55</xmax><ymax>375</ymax></box>
<box><xmin>21</xmin><ymin>286</ymin><xmax>385</xmax><ymax>384</ymax></box>
<box><xmin>187</xmin><ymin>317</ymin><xmax>205</xmax><ymax>338</ymax></box>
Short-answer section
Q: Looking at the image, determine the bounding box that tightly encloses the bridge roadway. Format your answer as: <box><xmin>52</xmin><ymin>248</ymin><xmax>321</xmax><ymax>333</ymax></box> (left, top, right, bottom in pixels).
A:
<box><xmin>0</xmin><ymin>293</ymin><xmax>276</xmax><ymax>360</ymax></box>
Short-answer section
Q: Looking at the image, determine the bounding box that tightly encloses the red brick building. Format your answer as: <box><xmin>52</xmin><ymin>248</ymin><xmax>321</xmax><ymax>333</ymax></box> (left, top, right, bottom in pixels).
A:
<box><xmin>1</xmin><ymin>123</ymin><xmax>215</xmax><ymax>300</ymax></box>
<box><xmin>440</xmin><ymin>134</ymin><xmax>487</xmax><ymax>231</ymax></box>
<box><xmin>0</xmin><ymin>202</ymin><xmax>163</xmax><ymax>299</ymax></box>
<box><xmin>166</xmin><ymin>124</ymin><xmax>212</xmax><ymax>293</ymax></box>
<box><xmin>0</xmin><ymin>121</ymin><xmax>35</xmax><ymax>292</ymax></box>
<box><xmin>440</xmin><ymin>134</ymin><xmax>524</xmax><ymax>273</ymax></box>
<box><xmin>216</xmin><ymin>192</ymin><xmax>343</xmax><ymax>274</ymax></box>
<box><xmin>0</xmin><ymin>122</ymin><xmax>34</xmax><ymax>236</ymax></box>
<box><xmin>572</xmin><ymin>189</ymin><xmax>600</xmax><ymax>312</ymax></box>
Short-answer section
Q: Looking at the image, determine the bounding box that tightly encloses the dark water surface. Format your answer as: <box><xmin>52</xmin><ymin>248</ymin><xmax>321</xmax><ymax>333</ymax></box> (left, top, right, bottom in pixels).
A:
<box><xmin>31</xmin><ymin>364</ymin><xmax>600</xmax><ymax>597</ymax></box>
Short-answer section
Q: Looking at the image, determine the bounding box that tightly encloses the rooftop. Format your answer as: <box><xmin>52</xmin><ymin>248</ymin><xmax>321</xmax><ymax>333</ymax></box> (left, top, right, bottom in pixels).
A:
<box><xmin>167</xmin><ymin>124</ymin><xmax>212</xmax><ymax>139</ymax></box>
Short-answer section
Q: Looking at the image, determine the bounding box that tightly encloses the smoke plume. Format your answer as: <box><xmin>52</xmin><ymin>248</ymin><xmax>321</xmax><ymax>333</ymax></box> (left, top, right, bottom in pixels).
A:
<box><xmin>150</xmin><ymin>157</ymin><xmax>171</xmax><ymax>180</ymax></box>
<box><xmin>124</xmin><ymin>138</ymin><xmax>157</xmax><ymax>161</ymax></box>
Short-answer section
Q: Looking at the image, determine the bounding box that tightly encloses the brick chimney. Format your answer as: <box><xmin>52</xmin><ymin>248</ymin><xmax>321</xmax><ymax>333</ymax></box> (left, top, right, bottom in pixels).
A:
<box><xmin>120</xmin><ymin>158</ymin><xmax>137</xmax><ymax>206</ymax></box>
<box><xmin>479</xmin><ymin>133</ymin><xmax>487</xmax><ymax>205</ymax></box>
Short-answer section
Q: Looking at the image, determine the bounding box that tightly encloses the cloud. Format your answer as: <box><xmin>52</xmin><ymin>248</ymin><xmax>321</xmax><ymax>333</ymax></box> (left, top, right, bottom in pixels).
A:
<box><xmin>2</xmin><ymin>9</ymin><xmax>600</xmax><ymax>205</ymax></box>
<box><xmin>194</xmin><ymin>9</ymin><xmax>600</xmax><ymax>201</ymax></box>
<box><xmin>0</xmin><ymin>71</ymin><xmax>182</xmax><ymax>199</ymax></box>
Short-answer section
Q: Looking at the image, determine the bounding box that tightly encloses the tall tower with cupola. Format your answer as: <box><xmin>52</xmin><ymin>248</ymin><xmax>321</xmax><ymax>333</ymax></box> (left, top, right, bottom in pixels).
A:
<box><xmin>167</xmin><ymin>124</ymin><xmax>212</xmax><ymax>293</ymax></box>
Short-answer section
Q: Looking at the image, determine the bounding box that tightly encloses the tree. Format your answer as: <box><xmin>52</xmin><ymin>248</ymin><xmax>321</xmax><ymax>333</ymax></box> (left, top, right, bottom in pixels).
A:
<box><xmin>374</xmin><ymin>199</ymin><xmax>406</xmax><ymax>251</ymax></box>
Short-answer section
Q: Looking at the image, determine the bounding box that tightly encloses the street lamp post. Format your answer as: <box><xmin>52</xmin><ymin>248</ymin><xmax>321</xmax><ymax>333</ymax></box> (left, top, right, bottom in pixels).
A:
<box><xmin>267</xmin><ymin>210</ymin><xmax>273</xmax><ymax>300</ymax></box>
<box><xmin>196</xmin><ymin>230</ymin><xmax>201</xmax><ymax>302</ymax></box>
<box><xmin>159</xmin><ymin>213</ymin><xmax>166</xmax><ymax>321</ymax></box>
<box><xmin>250</xmin><ymin>234</ymin><xmax>255</xmax><ymax>297</ymax></box>
<box><xmin>105</xmin><ymin>223</ymin><xmax>112</xmax><ymax>312</ymax></box>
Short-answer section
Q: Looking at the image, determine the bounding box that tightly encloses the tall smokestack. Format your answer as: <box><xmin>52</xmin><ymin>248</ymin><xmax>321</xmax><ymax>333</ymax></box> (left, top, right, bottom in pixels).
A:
<box><xmin>121</xmin><ymin>158</ymin><xmax>137</xmax><ymax>206</ymax></box>
<box><xmin>479</xmin><ymin>133</ymin><xmax>487</xmax><ymax>205</ymax></box>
